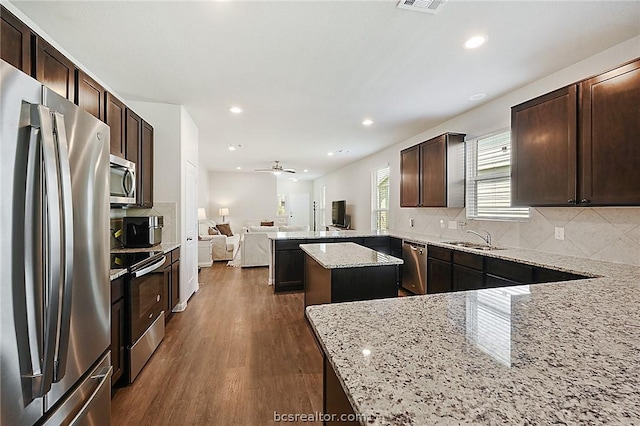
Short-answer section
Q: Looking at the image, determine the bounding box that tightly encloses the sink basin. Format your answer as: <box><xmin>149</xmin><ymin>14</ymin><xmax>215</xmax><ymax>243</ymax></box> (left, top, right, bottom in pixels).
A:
<box><xmin>442</xmin><ymin>241</ymin><xmax>506</xmax><ymax>251</ymax></box>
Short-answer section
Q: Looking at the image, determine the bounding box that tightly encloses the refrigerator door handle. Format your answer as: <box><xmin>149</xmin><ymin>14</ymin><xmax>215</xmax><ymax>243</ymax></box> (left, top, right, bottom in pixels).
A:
<box><xmin>51</xmin><ymin>111</ymin><xmax>74</xmax><ymax>382</ymax></box>
<box><xmin>23</xmin><ymin>125</ymin><xmax>46</xmax><ymax>397</ymax></box>
<box><xmin>26</xmin><ymin>104</ymin><xmax>63</xmax><ymax>397</ymax></box>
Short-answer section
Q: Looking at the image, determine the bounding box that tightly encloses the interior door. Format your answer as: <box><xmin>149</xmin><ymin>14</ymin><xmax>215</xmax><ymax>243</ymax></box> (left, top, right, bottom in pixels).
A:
<box><xmin>183</xmin><ymin>161</ymin><xmax>198</xmax><ymax>302</ymax></box>
<box><xmin>287</xmin><ymin>193</ymin><xmax>310</xmax><ymax>226</ymax></box>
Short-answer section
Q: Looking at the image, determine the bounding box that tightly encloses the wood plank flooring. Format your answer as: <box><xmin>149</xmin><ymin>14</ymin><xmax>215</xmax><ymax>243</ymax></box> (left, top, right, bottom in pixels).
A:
<box><xmin>111</xmin><ymin>263</ymin><xmax>323</xmax><ymax>425</ymax></box>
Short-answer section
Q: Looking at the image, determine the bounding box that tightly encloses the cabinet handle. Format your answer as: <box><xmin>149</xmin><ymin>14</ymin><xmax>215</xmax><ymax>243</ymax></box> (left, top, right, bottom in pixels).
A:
<box><xmin>580</xmin><ymin>199</ymin><xmax>590</xmax><ymax>204</ymax></box>
<box><xmin>567</xmin><ymin>199</ymin><xmax>575</xmax><ymax>203</ymax></box>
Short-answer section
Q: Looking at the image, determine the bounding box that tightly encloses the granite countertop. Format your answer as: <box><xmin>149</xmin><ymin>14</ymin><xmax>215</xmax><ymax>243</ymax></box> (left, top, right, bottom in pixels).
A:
<box><xmin>306</xmin><ymin>251</ymin><xmax>640</xmax><ymax>424</ymax></box>
<box><xmin>268</xmin><ymin>229</ymin><xmax>389</xmax><ymax>240</ymax></box>
<box><xmin>300</xmin><ymin>242</ymin><xmax>403</xmax><ymax>269</ymax></box>
<box><xmin>109</xmin><ymin>268</ymin><xmax>127</xmax><ymax>281</ymax></box>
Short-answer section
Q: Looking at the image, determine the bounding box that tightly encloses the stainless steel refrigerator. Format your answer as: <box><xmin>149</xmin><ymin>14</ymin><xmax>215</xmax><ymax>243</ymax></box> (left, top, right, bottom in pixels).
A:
<box><xmin>1</xmin><ymin>60</ymin><xmax>112</xmax><ymax>425</ymax></box>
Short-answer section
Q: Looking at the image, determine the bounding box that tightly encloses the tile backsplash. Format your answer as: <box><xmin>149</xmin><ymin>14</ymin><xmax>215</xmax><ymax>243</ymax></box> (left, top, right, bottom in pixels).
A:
<box><xmin>109</xmin><ymin>202</ymin><xmax>178</xmax><ymax>248</ymax></box>
<box><xmin>392</xmin><ymin>207</ymin><xmax>640</xmax><ymax>266</ymax></box>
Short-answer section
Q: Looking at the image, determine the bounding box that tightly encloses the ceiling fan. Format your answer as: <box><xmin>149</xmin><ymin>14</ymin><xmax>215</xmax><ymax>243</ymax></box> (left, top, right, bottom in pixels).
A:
<box><xmin>254</xmin><ymin>161</ymin><xmax>296</xmax><ymax>176</ymax></box>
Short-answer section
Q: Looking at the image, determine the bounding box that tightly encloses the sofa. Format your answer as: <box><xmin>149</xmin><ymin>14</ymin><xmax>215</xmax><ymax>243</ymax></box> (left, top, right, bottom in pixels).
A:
<box><xmin>198</xmin><ymin>220</ymin><xmax>240</xmax><ymax>262</ymax></box>
<box><xmin>241</xmin><ymin>224</ymin><xmax>310</xmax><ymax>267</ymax></box>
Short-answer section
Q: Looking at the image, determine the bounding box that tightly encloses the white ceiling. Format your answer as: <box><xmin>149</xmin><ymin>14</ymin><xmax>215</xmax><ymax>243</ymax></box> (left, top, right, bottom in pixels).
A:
<box><xmin>12</xmin><ymin>0</ymin><xmax>640</xmax><ymax>180</ymax></box>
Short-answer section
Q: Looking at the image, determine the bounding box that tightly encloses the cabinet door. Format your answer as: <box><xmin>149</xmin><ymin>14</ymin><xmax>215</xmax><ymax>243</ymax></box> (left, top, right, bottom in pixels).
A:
<box><xmin>35</xmin><ymin>37</ymin><xmax>75</xmax><ymax>101</ymax></box>
<box><xmin>420</xmin><ymin>136</ymin><xmax>447</xmax><ymax>207</ymax></box>
<box><xmin>125</xmin><ymin>108</ymin><xmax>141</xmax><ymax>163</ymax></box>
<box><xmin>427</xmin><ymin>257</ymin><xmax>451</xmax><ymax>294</ymax></box>
<box><xmin>1</xmin><ymin>6</ymin><xmax>32</xmax><ymax>74</ymax></box>
<box><xmin>453</xmin><ymin>264</ymin><xmax>484</xmax><ymax>292</ymax></box>
<box><xmin>105</xmin><ymin>92</ymin><xmax>126</xmax><ymax>158</ymax></box>
<box><xmin>140</xmin><ymin>121</ymin><xmax>154</xmax><ymax>207</ymax></box>
<box><xmin>580</xmin><ymin>59</ymin><xmax>640</xmax><ymax>205</ymax></box>
<box><xmin>76</xmin><ymin>69</ymin><xmax>104</xmax><ymax>120</ymax></box>
<box><xmin>511</xmin><ymin>85</ymin><xmax>578</xmax><ymax>206</ymax></box>
<box><xmin>171</xmin><ymin>260</ymin><xmax>180</xmax><ymax>311</ymax></box>
<box><xmin>275</xmin><ymin>249</ymin><xmax>305</xmax><ymax>292</ymax></box>
<box><xmin>400</xmin><ymin>145</ymin><xmax>420</xmax><ymax>207</ymax></box>
<box><xmin>110</xmin><ymin>298</ymin><xmax>125</xmax><ymax>386</ymax></box>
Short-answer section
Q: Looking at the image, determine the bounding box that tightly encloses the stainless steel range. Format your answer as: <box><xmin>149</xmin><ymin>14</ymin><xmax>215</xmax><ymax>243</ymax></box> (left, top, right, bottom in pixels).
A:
<box><xmin>111</xmin><ymin>251</ymin><xmax>167</xmax><ymax>384</ymax></box>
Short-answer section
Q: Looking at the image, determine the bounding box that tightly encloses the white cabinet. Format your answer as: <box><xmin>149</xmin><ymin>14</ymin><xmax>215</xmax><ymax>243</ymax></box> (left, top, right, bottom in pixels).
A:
<box><xmin>198</xmin><ymin>239</ymin><xmax>213</xmax><ymax>267</ymax></box>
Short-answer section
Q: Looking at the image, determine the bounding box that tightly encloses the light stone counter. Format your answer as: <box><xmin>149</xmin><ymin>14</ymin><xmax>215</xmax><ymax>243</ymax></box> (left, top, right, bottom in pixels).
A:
<box><xmin>111</xmin><ymin>242</ymin><xmax>180</xmax><ymax>254</ymax></box>
<box><xmin>300</xmin><ymin>242</ymin><xmax>403</xmax><ymax>269</ymax></box>
<box><xmin>267</xmin><ymin>229</ymin><xmax>389</xmax><ymax>240</ymax></box>
<box><xmin>109</xmin><ymin>268</ymin><xmax>127</xmax><ymax>281</ymax></box>
<box><xmin>306</xmin><ymin>253</ymin><xmax>640</xmax><ymax>425</ymax></box>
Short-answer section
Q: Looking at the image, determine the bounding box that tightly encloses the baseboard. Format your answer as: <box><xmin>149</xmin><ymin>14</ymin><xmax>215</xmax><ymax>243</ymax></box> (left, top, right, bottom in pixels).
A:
<box><xmin>173</xmin><ymin>301</ymin><xmax>187</xmax><ymax>312</ymax></box>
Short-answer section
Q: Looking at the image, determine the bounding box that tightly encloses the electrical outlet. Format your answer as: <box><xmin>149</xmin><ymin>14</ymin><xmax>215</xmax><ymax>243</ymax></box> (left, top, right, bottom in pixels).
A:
<box><xmin>554</xmin><ymin>227</ymin><xmax>565</xmax><ymax>240</ymax></box>
<box><xmin>409</xmin><ymin>218</ymin><xmax>414</xmax><ymax>227</ymax></box>
<box><xmin>440</xmin><ymin>220</ymin><xmax>445</xmax><ymax>229</ymax></box>
<box><xmin>448</xmin><ymin>221</ymin><xmax>457</xmax><ymax>230</ymax></box>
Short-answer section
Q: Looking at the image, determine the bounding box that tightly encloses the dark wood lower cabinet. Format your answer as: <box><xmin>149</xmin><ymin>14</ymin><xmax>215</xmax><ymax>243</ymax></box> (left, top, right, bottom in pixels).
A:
<box><xmin>323</xmin><ymin>356</ymin><xmax>358</xmax><ymax>426</ymax></box>
<box><xmin>163</xmin><ymin>248</ymin><xmax>180</xmax><ymax>322</ymax></box>
<box><xmin>453</xmin><ymin>264</ymin><xmax>484</xmax><ymax>291</ymax></box>
<box><xmin>275</xmin><ymin>249</ymin><xmax>305</xmax><ymax>292</ymax></box>
<box><xmin>427</xmin><ymin>257</ymin><xmax>452</xmax><ymax>294</ymax></box>
<box><xmin>110</xmin><ymin>277</ymin><xmax>125</xmax><ymax>387</ymax></box>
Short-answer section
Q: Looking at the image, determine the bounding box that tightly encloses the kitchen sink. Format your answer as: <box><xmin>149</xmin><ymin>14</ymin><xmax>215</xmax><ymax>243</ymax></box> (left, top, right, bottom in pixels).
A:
<box><xmin>442</xmin><ymin>241</ymin><xmax>506</xmax><ymax>251</ymax></box>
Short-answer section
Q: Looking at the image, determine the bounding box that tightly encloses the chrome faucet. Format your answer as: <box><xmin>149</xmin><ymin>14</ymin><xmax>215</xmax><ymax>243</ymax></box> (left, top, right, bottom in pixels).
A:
<box><xmin>467</xmin><ymin>230</ymin><xmax>492</xmax><ymax>246</ymax></box>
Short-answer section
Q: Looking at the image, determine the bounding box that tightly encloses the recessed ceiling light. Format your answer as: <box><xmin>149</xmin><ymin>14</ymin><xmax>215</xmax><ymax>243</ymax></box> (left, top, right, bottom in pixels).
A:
<box><xmin>362</xmin><ymin>119</ymin><xmax>373</xmax><ymax>126</ymax></box>
<box><xmin>303</xmin><ymin>169</ymin><xmax>308</xmax><ymax>173</ymax></box>
<box><xmin>469</xmin><ymin>93</ymin><xmax>486</xmax><ymax>101</ymax></box>
<box><xmin>464</xmin><ymin>35</ymin><xmax>486</xmax><ymax>49</ymax></box>
<box><xmin>229</xmin><ymin>106</ymin><xmax>243</xmax><ymax>114</ymax></box>
<box><xmin>236</xmin><ymin>166</ymin><xmax>242</xmax><ymax>170</ymax></box>
<box><xmin>228</xmin><ymin>144</ymin><xmax>242</xmax><ymax>151</ymax></box>
<box><xmin>327</xmin><ymin>152</ymin><xmax>334</xmax><ymax>156</ymax></box>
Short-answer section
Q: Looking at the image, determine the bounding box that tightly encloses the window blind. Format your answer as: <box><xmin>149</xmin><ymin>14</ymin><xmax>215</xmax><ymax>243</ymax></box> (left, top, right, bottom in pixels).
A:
<box><xmin>371</xmin><ymin>166</ymin><xmax>390</xmax><ymax>230</ymax></box>
<box><xmin>467</xmin><ymin>131</ymin><xmax>529</xmax><ymax>220</ymax></box>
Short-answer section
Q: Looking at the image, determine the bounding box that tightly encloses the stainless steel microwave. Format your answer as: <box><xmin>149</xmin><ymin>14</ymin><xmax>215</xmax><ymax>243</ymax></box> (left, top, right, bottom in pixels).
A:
<box><xmin>110</xmin><ymin>154</ymin><xmax>136</xmax><ymax>205</ymax></box>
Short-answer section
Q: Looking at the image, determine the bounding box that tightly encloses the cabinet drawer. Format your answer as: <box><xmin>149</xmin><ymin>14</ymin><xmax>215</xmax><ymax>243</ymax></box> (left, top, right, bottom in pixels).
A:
<box><xmin>171</xmin><ymin>247</ymin><xmax>180</xmax><ymax>263</ymax></box>
<box><xmin>453</xmin><ymin>264</ymin><xmax>484</xmax><ymax>291</ymax></box>
<box><xmin>342</xmin><ymin>237</ymin><xmax>364</xmax><ymax>245</ymax></box>
<box><xmin>427</xmin><ymin>245</ymin><xmax>452</xmax><ymax>262</ymax></box>
<box><xmin>453</xmin><ymin>251</ymin><xmax>484</xmax><ymax>270</ymax></box>
<box><xmin>111</xmin><ymin>276</ymin><xmax>125</xmax><ymax>303</ymax></box>
<box><xmin>362</xmin><ymin>236</ymin><xmax>389</xmax><ymax>248</ymax></box>
<box><xmin>486</xmin><ymin>258</ymin><xmax>533</xmax><ymax>284</ymax></box>
<box><xmin>276</xmin><ymin>239</ymin><xmax>306</xmax><ymax>250</ymax></box>
<box><xmin>486</xmin><ymin>273</ymin><xmax>522</xmax><ymax>289</ymax></box>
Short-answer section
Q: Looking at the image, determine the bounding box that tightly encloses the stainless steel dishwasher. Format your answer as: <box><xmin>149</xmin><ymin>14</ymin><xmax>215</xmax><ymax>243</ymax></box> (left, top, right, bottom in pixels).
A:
<box><xmin>401</xmin><ymin>241</ymin><xmax>427</xmax><ymax>294</ymax></box>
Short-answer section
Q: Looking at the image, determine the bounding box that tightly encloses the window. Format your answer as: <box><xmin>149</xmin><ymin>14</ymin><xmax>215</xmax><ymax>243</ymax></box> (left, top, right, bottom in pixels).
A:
<box><xmin>466</xmin><ymin>130</ymin><xmax>529</xmax><ymax>220</ymax></box>
<box><xmin>371</xmin><ymin>165</ymin><xmax>390</xmax><ymax>230</ymax></box>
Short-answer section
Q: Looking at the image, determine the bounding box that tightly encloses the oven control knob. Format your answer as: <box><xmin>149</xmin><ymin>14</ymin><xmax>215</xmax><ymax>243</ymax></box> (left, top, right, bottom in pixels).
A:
<box><xmin>156</xmin><ymin>295</ymin><xmax>161</xmax><ymax>302</ymax></box>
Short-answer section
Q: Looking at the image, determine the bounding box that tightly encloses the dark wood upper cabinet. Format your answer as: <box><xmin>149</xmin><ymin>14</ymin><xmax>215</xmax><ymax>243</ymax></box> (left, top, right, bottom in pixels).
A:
<box><xmin>400</xmin><ymin>145</ymin><xmax>420</xmax><ymax>207</ymax></box>
<box><xmin>140</xmin><ymin>121</ymin><xmax>154</xmax><ymax>207</ymax></box>
<box><xmin>400</xmin><ymin>133</ymin><xmax>465</xmax><ymax>208</ymax></box>
<box><xmin>420</xmin><ymin>135</ymin><xmax>447</xmax><ymax>207</ymax></box>
<box><xmin>125</xmin><ymin>108</ymin><xmax>141</xmax><ymax>164</ymax></box>
<box><xmin>511</xmin><ymin>86</ymin><xmax>578</xmax><ymax>206</ymax></box>
<box><xmin>580</xmin><ymin>59</ymin><xmax>640</xmax><ymax>205</ymax></box>
<box><xmin>1</xmin><ymin>6</ymin><xmax>33</xmax><ymax>75</ymax></box>
<box><xmin>35</xmin><ymin>37</ymin><xmax>75</xmax><ymax>101</ymax></box>
<box><xmin>76</xmin><ymin>69</ymin><xmax>104</xmax><ymax>120</ymax></box>
<box><xmin>512</xmin><ymin>58</ymin><xmax>640</xmax><ymax>206</ymax></box>
<box><xmin>105</xmin><ymin>92</ymin><xmax>126</xmax><ymax>158</ymax></box>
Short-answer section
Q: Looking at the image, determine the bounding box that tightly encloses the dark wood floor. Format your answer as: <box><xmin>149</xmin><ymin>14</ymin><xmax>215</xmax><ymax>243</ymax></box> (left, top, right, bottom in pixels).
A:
<box><xmin>111</xmin><ymin>263</ymin><xmax>323</xmax><ymax>425</ymax></box>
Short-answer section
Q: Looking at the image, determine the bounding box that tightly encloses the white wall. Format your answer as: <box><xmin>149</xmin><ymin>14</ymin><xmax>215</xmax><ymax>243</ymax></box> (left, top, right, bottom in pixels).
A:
<box><xmin>207</xmin><ymin>171</ymin><xmax>277</xmax><ymax>232</ymax></box>
<box><xmin>314</xmin><ymin>36</ymin><xmax>640</xmax><ymax>265</ymax></box>
<box><xmin>198</xmin><ymin>163</ymin><xmax>210</xmax><ymax>214</ymax></box>
<box><xmin>277</xmin><ymin>178</ymin><xmax>314</xmax><ymax>227</ymax></box>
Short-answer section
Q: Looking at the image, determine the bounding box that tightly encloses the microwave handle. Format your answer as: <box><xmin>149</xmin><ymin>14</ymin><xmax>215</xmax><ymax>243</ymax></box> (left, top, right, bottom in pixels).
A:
<box><xmin>123</xmin><ymin>168</ymin><xmax>136</xmax><ymax>197</ymax></box>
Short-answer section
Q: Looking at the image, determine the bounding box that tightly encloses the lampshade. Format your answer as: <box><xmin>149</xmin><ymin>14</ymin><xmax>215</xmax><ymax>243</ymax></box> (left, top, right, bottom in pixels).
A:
<box><xmin>219</xmin><ymin>207</ymin><xmax>229</xmax><ymax>217</ymax></box>
<box><xmin>197</xmin><ymin>208</ymin><xmax>207</xmax><ymax>221</ymax></box>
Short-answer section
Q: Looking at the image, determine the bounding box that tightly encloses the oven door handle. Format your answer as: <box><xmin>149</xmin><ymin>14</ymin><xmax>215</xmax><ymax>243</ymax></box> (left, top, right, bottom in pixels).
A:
<box><xmin>132</xmin><ymin>256</ymin><xmax>167</xmax><ymax>278</ymax></box>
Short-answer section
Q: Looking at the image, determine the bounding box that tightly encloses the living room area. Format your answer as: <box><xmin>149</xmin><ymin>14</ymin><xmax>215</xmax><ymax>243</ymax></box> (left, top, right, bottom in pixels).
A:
<box><xmin>197</xmin><ymin>168</ymin><xmax>315</xmax><ymax>268</ymax></box>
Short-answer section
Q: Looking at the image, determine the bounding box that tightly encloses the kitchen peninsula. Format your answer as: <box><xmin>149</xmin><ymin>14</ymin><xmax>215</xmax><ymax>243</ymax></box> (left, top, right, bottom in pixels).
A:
<box><xmin>301</xmin><ymin>242</ymin><xmax>402</xmax><ymax>308</ymax></box>
<box><xmin>306</xmin><ymin>247</ymin><xmax>640</xmax><ymax>425</ymax></box>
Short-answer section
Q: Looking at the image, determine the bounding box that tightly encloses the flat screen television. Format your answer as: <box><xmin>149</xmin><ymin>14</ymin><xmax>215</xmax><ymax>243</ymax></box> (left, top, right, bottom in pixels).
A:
<box><xmin>331</xmin><ymin>200</ymin><xmax>346</xmax><ymax>227</ymax></box>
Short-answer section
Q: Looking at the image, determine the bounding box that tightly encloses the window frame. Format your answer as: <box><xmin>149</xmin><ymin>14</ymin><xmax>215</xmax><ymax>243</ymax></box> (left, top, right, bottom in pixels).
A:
<box><xmin>371</xmin><ymin>164</ymin><xmax>390</xmax><ymax>231</ymax></box>
<box><xmin>466</xmin><ymin>129</ymin><xmax>529</xmax><ymax>221</ymax></box>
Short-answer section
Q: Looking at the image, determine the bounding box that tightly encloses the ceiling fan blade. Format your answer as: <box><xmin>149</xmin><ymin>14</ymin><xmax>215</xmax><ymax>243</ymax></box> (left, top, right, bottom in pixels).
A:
<box><xmin>254</xmin><ymin>168</ymin><xmax>273</xmax><ymax>172</ymax></box>
<box><xmin>283</xmin><ymin>169</ymin><xmax>296</xmax><ymax>173</ymax></box>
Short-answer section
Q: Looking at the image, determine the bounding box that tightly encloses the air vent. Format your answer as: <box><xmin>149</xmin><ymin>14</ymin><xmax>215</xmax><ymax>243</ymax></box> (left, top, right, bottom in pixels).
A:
<box><xmin>397</xmin><ymin>0</ymin><xmax>447</xmax><ymax>14</ymax></box>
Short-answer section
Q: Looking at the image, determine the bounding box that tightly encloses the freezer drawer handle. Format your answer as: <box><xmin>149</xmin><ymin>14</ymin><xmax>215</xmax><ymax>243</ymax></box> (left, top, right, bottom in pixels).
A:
<box><xmin>68</xmin><ymin>366</ymin><xmax>112</xmax><ymax>426</ymax></box>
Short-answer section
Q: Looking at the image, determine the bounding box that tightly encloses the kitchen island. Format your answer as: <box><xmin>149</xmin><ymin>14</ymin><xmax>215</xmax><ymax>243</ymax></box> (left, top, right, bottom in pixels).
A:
<box><xmin>306</xmin><ymin>252</ymin><xmax>640</xmax><ymax>425</ymax></box>
<box><xmin>301</xmin><ymin>242</ymin><xmax>403</xmax><ymax>309</ymax></box>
